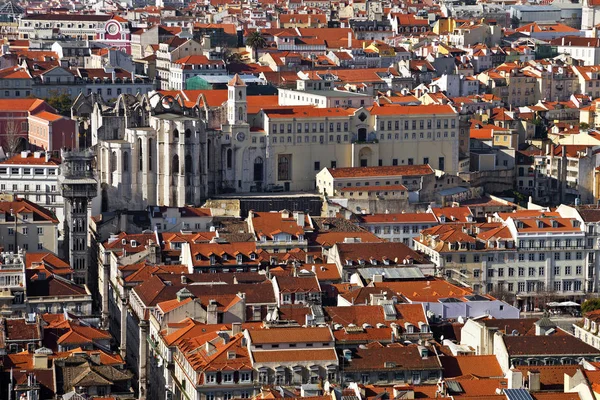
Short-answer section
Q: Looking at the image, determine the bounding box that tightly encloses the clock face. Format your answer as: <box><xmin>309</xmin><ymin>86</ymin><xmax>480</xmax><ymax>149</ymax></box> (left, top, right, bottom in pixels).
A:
<box><xmin>107</xmin><ymin>23</ymin><xmax>119</xmax><ymax>35</ymax></box>
<box><xmin>236</xmin><ymin>132</ymin><xmax>246</xmax><ymax>142</ymax></box>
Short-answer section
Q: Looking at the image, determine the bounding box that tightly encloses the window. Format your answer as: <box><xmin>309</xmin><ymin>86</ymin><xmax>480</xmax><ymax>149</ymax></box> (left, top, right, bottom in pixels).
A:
<box><xmin>576</xmin><ymin>265</ymin><xmax>582</xmax><ymax>275</ymax></box>
<box><xmin>473</xmin><ymin>255</ymin><xmax>480</xmax><ymax>262</ymax></box>
<box><xmin>22</xmin><ymin>227</ymin><xmax>28</xmax><ymax>235</ymax></box>
<box><xmin>223</xmin><ymin>373</ymin><xmax>233</xmax><ymax>383</ymax></box>
<box><xmin>538</xmin><ymin>266</ymin><xmax>545</xmax><ymax>276</ymax></box>
<box><xmin>518</xmin><ymin>267</ymin><xmax>524</xmax><ymax>277</ymax></box>
<box><xmin>498</xmin><ymin>268</ymin><xmax>504</xmax><ymax>277</ymax></box>
<box><xmin>314</xmin><ymin>161</ymin><xmax>320</xmax><ymax>171</ymax></box>
<box><xmin>459</xmin><ymin>255</ymin><xmax>466</xmax><ymax>263</ymax></box>
<box><xmin>37</xmin><ymin>227</ymin><xmax>43</xmax><ymax>235</ymax></box>
<box><xmin>554</xmin><ymin>266</ymin><xmax>560</xmax><ymax>275</ymax></box>
<box><xmin>565</xmin><ymin>266</ymin><xmax>572</xmax><ymax>275</ymax></box>
<box><xmin>508</xmin><ymin>267</ymin><xmax>514</xmax><ymax>277</ymax></box>
<box><xmin>554</xmin><ymin>252</ymin><xmax>561</xmax><ymax>260</ymax></box>
<box><xmin>473</xmin><ymin>269</ymin><xmax>480</xmax><ymax>278</ymax></box>
<box><xmin>206</xmin><ymin>374</ymin><xmax>216</xmax><ymax>383</ymax></box>
<box><xmin>528</xmin><ymin>267</ymin><xmax>535</xmax><ymax>277</ymax></box>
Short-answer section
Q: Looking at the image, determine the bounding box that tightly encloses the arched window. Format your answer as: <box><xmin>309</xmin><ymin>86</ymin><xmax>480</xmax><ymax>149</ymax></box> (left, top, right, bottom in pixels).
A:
<box><xmin>123</xmin><ymin>151</ymin><xmax>129</xmax><ymax>172</ymax></box>
<box><xmin>137</xmin><ymin>138</ymin><xmax>143</xmax><ymax>171</ymax></box>
<box><xmin>227</xmin><ymin>148</ymin><xmax>233</xmax><ymax>169</ymax></box>
<box><xmin>148</xmin><ymin>138</ymin><xmax>153</xmax><ymax>171</ymax></box>
<box><xmin>238</xmin><ymin>107</ymin><xmax>243</xmax><ymax>120</ymax></box>
<box><xmin>238</xmin><ymin>90</ymin><xmax>243</xmax><ymax>100</ymax></box>
<box><xmin>173</xmin><ymin>129</ymin><xmax>179</xmax><ymax>142</ymax></box>
<box><xmin>254</xmin><ymin>156</ymin><xmax>264</xmax><ymax>181</ymax></box>
<box><xmin>172</xmin><ymin>154</ymin><xmax>179</xmax><ymax>175</ymax></box>
<box><xmin>111</xmin><ymin>151</ymin><xmax>117</xmax><ymax>173</ymax></box>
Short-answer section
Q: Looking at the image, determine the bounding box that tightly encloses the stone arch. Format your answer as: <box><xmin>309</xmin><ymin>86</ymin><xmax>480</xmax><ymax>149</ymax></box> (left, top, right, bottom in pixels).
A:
<box><xmin>358</xmin><ymin>147</ymin><xmax>372</xmax><ymax>167</ymax></box>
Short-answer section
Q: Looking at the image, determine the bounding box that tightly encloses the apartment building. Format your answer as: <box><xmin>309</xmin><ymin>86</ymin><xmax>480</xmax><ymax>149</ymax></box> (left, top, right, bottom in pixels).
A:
<box><xmin>155</xmin><ymin>38</ymin><xmax>204</xmax><ymax>90</ymax></box>
<box><xmin>414</xmin><ymin>209</ymin><xmax>594</xmax><ymax>311</ymax></box>
<box><xmin>0</xmin><ymin>151</ymin><xmax>64</xmax><ymax>228</ymax></box>
<box><xmin>533</xmin><ymin>144</ymin><xmax>597</xmax><ymax>205</ymax></box>
<box><xmin>0</xmin><ymin>196</ymin><xmax>59</xmax><ymax>253</ymax></box>
<box><xmin>316</xmin><ymin>165</ymin><xmax>436</xmax><ymax>198</ymax></box>
<box><xmin>169</xmin><ymin>55</ymin><xmax>226</xmax><ymax>90</ymax></box>
<box><xmin>357</xmin><ymin>212</ymin><xmax>439</xmax><ymax>247</ymax></box>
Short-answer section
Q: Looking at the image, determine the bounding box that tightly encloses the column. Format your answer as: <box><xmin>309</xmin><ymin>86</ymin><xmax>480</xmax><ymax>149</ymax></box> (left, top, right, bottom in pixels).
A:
<box><xmin>101</xmin><ymin>259</ymin><xmax>110</xmax><ymax>329</ymax></box>
<box><xmin>120</xmin><ymin>296</ymin><xmax>127</xmax><ymax>359</ymax></box>
<box><xmin>139</xmin><ymin>320</ymin><xmax>148</xmax><ymax>399</ymax></box>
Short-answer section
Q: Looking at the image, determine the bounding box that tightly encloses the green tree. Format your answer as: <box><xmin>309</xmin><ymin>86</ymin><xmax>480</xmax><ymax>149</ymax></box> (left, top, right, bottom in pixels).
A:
<box><xmin>45</xmin><ymin>91</ymin><xmax>73</xmax><ymax>116</ymax></box>
<box><xmin>580</xmin><ymin>122</ymin><xmax>590</xmax><ymax>130</ymax></box>
<box><xmin>581</xmin><ymin>298</ymin><xmax>600</xmax><ymax>314</ymax></box>
<box><xmin>246</xmin><ymin>30</ymin><xmax>267</xmax><ymax>62</ymax></box>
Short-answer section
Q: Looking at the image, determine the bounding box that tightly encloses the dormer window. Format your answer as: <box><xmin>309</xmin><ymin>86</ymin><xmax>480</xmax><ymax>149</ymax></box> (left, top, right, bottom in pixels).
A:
<box><xmin>131</xmin><ymin>240</ymin><xmax>137</xmax><ymax>248</ymax></box>
<box><xmin>210</xmin><ymin>255</ymin><xmax>216</xmax><ymax>265</ymax></box>
<box><xmin>370</xmin><ymin>258</ymin><xmax>377</xmax><ymax>265</ymax></box>
<box><xmin>345</xmin><ymin>259</ymin><xmax>352</xmax><ymax>266</ymax></box>
<box><xmin>222</xmin><ymin>254</ymin><xmax>228</xmax><ymax>261</ymax></box>
<box><xmin>249</xmin><ymin>253</ymin><xmax>256</xmax><ymax>260</ymax></box>
<box><xmin>552</xmin><ymin>220</ymin><xmax>559</xmax><ymax>228</ymax></box>
<box><xmin>237</xmin><ymin>254</ymin><xmax>243</xmax><ymax>264</ymax></box>
<box><xmin>537</xmin><ymin>220</ymin><xmax>544</xmax><ymax>228</ymax></box>
<box><xmin>195</xmin><ymin>254</ymin><xmax>202</xmax><ymax>261</ymax></box>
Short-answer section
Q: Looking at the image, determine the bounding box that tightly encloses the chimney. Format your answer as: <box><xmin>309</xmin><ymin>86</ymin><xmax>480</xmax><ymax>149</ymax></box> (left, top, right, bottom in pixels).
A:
<box><xmin>203</xmin><ymin>34</ymin><xmax>211</xmax><ymax>50</ymax></box>
<box><xmin>45</xmin><ymin>152</ymin><xmax>50</xmax><ymax>162</ymax></box>
<box><xmin>294</xmin><ymin>211</ymin><xmax>304</xmax><ymax>227</ymax></box>
<box><xmin>507</xmin><ymin>369</ymin><xmax>524</xmax><ymax>389</ymax></box>
<box><xmin>89</xmin><ymin>352</ymin><xmax>101</xmax><ymax>365</ymax></box>
<box><xmin>32</xmin><ymin>352</ymin><xmax>49</xmax><ymax>369</ymax></box>
<box><xmin>528</xmin><ymin>370</ymin><xmax>540</xmax><ymax>392</ymax></box>
<box><xmin>232</xmin><ymin>322</ymin><xmax>242</xmax><ymax>335</ymax></box>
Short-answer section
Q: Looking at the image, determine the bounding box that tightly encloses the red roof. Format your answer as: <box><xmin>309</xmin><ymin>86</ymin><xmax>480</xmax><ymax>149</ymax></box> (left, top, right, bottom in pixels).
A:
<box><xmin>326</xmin><ymin>164</ymin><xmax>434</xmax><ymax>178</ymax></box>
